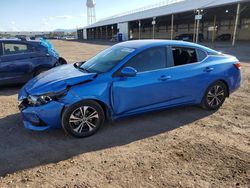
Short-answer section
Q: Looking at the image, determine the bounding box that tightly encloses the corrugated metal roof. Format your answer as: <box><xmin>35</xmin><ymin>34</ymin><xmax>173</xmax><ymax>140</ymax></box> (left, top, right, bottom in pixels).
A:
<box><xmin>83</xmin><ymin>0</ymin><xmax>246</xmax><ymax>29</ymax></box>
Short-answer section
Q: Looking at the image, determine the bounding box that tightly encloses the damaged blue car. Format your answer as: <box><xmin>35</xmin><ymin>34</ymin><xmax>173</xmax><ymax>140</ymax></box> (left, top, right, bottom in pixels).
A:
<box><xmin>18</xmin><ymin>40</ymin><xmax>241</xmax><ymax>138</ymax></box>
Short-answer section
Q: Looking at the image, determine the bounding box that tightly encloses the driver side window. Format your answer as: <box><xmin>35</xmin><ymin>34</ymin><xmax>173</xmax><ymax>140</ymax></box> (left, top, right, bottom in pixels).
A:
<box><xmin>125</xmin><ymin>47</ymin><xmax>167</xmax><ymax>72</ymax></box>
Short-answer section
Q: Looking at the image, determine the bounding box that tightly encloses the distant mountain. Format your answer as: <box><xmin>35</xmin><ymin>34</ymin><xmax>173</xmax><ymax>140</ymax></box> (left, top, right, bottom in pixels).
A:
<box><xmin>53</xmin><ymin>29</ymin><xmax>76</xmax><ymax>32</ymax></box>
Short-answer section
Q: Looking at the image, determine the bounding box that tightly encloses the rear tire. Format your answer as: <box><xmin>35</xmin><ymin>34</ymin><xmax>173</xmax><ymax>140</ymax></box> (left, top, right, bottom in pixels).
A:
<box><xmin>201</xmin><ymin>81</ymin><xmax>228</xmax><ymax>110</ymax></box>
<box><xmin>62</xmin><ymin>100</ymin><xmax>105</xmax><ymax>138</ymax></box>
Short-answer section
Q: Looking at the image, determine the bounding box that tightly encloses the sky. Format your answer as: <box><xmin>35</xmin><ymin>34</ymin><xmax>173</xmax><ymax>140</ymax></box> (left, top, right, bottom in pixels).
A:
<box><xmin>0</xmin><ymin>0</ymin><xmax>163</xmax><ymax>31</ymax></box>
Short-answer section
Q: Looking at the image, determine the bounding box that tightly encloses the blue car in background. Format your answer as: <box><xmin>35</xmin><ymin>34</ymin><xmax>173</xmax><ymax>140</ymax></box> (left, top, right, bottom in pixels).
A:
<box><xmin>18</xmin><ymin>40</ymin><xmax>241</xmax><ymax>138</ymax></box>
<box><xmin>0</xmin><ymin>39</ymin><xmax>66</xmax><ymax>86</ymax></box>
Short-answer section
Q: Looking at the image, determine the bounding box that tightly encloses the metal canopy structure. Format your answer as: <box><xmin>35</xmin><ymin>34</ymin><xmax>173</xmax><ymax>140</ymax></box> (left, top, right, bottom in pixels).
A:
<box><xmin>77</xmin><ymin>0</ymin><xmax>250</xmax><ymax>45</ymax></box>
<box><xmin>83</xmin><ymin>0</ymin><xmax>247</xmax><ymax>29</ymax></box>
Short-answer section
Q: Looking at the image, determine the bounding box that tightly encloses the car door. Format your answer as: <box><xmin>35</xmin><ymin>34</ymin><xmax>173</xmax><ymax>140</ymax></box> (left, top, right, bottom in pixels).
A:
<box><xmin>0</xmin><ymin>42</ymin><xmax>34</xmax><ymax>84</ymax></box>
<box><xmin>166</xmin><ymin>46</ymin><xmax>210</xmax><ymax>104</ymax></box>
<box><xmin>112</xmin><ymin>46</ymin><xmax>174</xmax><ymax>115</ymax></box>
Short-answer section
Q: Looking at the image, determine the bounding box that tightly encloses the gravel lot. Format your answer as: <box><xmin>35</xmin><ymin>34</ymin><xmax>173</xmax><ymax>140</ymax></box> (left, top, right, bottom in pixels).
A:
<box><xmin>0</xmin><ymin>40</ymin><xmax>249</xmax><ymax>188</ymax></box>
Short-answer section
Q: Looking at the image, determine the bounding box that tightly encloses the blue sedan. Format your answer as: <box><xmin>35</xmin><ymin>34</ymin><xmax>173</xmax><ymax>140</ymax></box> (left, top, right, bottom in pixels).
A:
<box><xmin>18</xmin><ymin>40</ymin><xmax>241</xmax><ymax>138</ymax></box>
<box><xmin>0</xmin><ymin>39</ymin><xmax>66</xmax><ymax>85</ymax></box>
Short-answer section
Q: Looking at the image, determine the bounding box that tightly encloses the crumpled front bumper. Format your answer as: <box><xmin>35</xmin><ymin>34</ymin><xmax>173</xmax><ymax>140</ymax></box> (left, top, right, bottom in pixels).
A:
<box><xmin>18</xmin><ymin>85</ymin><xmax>66</xmax><ymax>131</ymax></box>
<box><xmin>19</xmin><ymin>101</ymin><xmax>65</xmax><ymax>131</ymax></box>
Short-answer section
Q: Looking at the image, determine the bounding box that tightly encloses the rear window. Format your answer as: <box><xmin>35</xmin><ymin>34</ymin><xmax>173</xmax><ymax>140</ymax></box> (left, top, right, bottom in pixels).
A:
<box><xmin>196</xmin><ymin>49</ymin><xmax>208</xmax><ymax>61</ymax></box>
<box><xmin>3</xmin><ymin>43</ymin><xmax>33</xmax><ymax>55</ymax></box>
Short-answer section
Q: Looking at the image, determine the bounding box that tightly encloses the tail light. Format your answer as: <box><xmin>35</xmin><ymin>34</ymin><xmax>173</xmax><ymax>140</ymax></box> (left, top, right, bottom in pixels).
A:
<box><xmin>234</xmin><ymin>62</ymin><xmax>241</xmax><ymax>70</ymax></box>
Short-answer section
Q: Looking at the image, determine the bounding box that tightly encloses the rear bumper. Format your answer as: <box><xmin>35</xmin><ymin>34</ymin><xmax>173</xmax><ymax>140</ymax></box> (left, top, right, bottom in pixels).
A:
<box><xmin>20</xmin><ymin>101</ymin><xmax>65</xmax><ymax>131</ymax></box>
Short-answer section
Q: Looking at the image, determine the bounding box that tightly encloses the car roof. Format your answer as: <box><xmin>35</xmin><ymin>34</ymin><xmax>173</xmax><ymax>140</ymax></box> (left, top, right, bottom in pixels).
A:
<box><xmin>0</xmin><ymin>39</ymin><xmax>40</xmax><ymax>44</ymax></box>
<box><xmin>116</xmin><ymin>39</ymin><xmax>218</xmax><ymax>54</ymax></box>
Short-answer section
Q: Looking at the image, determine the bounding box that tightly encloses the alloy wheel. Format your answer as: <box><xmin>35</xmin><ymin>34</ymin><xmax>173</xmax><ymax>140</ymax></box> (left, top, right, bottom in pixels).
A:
<box><xmin>206</xmin><ymin>85</ymin><xmax>225</xmax><ymax>108</ymax></box>
<box><xmin>69</xmin><ymin>106</ymin><xmax>99</xmax><ymax>134</ymax></box>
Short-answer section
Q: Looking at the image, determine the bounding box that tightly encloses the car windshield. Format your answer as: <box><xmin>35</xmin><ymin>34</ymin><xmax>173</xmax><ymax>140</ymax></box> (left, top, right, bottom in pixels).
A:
<box><xmin>80</xmin><ymin>46</ymin><xmax>135</xmax><ymax>73</ymax></box>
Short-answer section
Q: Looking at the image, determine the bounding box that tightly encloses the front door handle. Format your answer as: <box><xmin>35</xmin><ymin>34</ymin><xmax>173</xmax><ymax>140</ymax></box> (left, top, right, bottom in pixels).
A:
<box><xmin>204</xmin><ymin>67</ymin><xmax>214</xmax><ymax>72</ymax></box>
<box><xmin>159</xmin><ymin>75</ymin><xmax>172</xmax><ymax>81</ymax></box>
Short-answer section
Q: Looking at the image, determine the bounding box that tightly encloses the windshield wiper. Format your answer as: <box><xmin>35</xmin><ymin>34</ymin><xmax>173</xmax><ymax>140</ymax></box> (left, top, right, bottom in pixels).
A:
<box><xmin>77</xmin><ymin>66</ymin><xmax>91</xmax><ymax>73</ymax></box>
<box><xmin>81</xmin><ymin>67</ymin><xmax>91</xmax><ymax>73</ymax></box>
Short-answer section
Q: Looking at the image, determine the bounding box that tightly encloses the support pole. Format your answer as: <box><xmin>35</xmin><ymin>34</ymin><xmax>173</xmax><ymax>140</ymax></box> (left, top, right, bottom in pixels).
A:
<box><xmin>195</xmin><ymin>9</ymin><xmax>203</xmax><ymax>43</ymax></box>
<box><xmin>171</xmin><ymin>14</ymin><xmax>174</xmax><ymax>40</ymax></box>
<box><xmin>111</xmin><ymin>25</ymin><xmax>114</xmax><ymax>40</ymax></box>
<box><xmin>152</xmin><ymin>17</ymin><xmax>156</xmax><ymax>39</ymax></box>
<box><xmin>105</xmin><ymin>26</ymin><xmax>108</xmax><ymax>40</ymax></box>
<box><xmin>96</xmin><ymin>28</ymin><xmax>99</xmax><ymax>39</ymax></box>
<box><xmin>232</xmin><ymin>3</ymin><xmax>241</xmax><ymax>46</ymax></box>
<box><xmin>196</xmin><ymin>17</ymin><xmax>200</xmax><ymax>43</ymax></box>
<box><xmin>212</xmin><ymin>15</ymin><xmax>217</xmax><ymax>43</ymax></box>
<box><xmin>100</xmin><ymin>27</ymin><xmax>102</xmax><ymax>40</ymax></box>
<box><xmin>193</xmin><ymin>19</ymin><xmax>196</xmax><ymax>42</ymax></box>
<box><xmin>138</xmin><ymin>20</ymin><xmax>141</xmax><ymax>40</ymax></box>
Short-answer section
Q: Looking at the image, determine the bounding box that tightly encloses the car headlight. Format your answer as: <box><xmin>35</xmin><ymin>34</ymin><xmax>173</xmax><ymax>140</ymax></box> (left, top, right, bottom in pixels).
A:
<box><xmin>28</xmin><ymin>95</ymin><xmax>53</xmax><ymax>106</ymax></box>
<box><xmin>27</xmin><ymin>90</ymin><xmax>67</xmax><ymax>106</ymax></box>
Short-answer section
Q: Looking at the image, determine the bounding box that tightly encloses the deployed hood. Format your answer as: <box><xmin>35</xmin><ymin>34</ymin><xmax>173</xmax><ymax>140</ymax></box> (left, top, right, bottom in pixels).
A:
<box><xmin>24</xmin><ymin>64</ymin><xmax>97</xmax><ymax>96</ymax></box>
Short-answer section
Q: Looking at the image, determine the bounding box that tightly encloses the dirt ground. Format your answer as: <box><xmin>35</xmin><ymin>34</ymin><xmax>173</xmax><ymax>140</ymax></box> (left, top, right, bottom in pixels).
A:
<box><xmin>0</xmin><ymin>40</ymin><xmax>249</xmax><ymax>188</ymax></box>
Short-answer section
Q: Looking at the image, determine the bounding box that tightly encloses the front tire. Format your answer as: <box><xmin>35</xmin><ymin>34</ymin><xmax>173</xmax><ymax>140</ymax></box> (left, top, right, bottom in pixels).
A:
<box><xmin>62</xmin><ymin>100</ymin><xmax>105</xmax><ymax>138</ymax></box>
<box><xmin>201</xmin><ymin>81</ymin><xmax>228</xmax><ymax>110</ymax></box>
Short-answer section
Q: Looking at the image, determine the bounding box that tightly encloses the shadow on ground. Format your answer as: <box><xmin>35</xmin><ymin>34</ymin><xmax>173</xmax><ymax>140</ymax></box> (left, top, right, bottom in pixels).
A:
<box><xmin>0</xmin><ymin>106</ymin><xmax>214</xmax><ymax>176</ymax></box>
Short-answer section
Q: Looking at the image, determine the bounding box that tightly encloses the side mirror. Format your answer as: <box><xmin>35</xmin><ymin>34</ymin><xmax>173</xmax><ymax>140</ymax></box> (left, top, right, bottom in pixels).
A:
<box><xmin>120</xmin><ymin>67</ymin><xmax>137</xmax><ymax>77</ymax></box>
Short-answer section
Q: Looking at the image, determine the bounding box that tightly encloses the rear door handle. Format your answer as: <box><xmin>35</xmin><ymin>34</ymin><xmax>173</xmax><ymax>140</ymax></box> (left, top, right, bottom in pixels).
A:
<box><xmin>159</xmin><ymin>75</ymin><xmax>172</xmax><ymax>81</ymax></box>
<box><xmin>204</xmin><ymin>67</ymin><xmax>214</xmax><ymax>72</ymax></box>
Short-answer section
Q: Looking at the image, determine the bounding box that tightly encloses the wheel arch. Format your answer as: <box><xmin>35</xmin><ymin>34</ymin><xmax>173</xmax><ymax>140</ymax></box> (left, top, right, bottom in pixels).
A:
<box><xmin>92</xmin><ymin>99</ymin><xmax>112</xmax><ymax>120</ymax></box>
<box><xmin>216</xmin><ymin>79</ymin><xmax>230</xmax><ymax>97</ymax></box>
<box><xmin>200</xmin><ymin>79</ymin><xmax>229</xmax><ymax>110</ymax></box>
<box><xmin>61</xmin><ymin>98</ymin><xmax>112</xmax><ymax>121</ymax></box>
<box><xmin>200</xmin><ymin>79</ymin><xmax>230</xmax><ymax>104</ymax></box>
<box><xmin>203</xmin><ymin>79</ymin><xmax>230</xmax><ymax>98</ymax></box>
